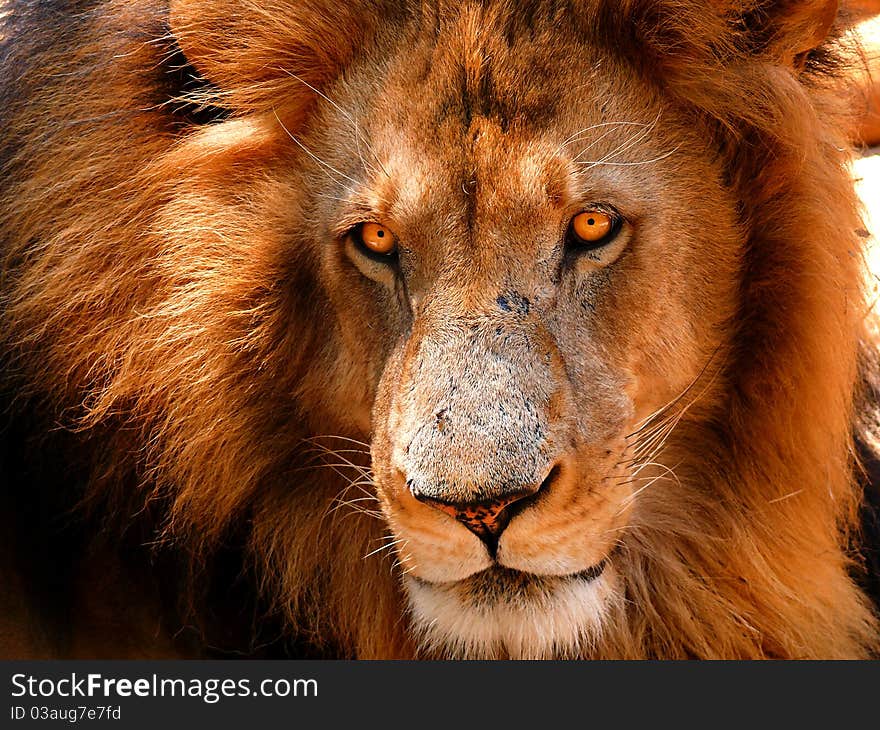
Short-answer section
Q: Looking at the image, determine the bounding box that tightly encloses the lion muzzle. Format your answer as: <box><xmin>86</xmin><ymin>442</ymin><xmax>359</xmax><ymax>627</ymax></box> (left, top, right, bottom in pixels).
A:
<box><xmin>376</xmin><ymin>305</ymin><xmax>569</xmax><ymax>554</ymax></box>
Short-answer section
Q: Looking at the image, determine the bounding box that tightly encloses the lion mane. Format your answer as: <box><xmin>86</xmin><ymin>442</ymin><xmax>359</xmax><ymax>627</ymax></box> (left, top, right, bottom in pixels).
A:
<box><xmin>1</xmin><ymin>0</ymin><xmax>879</xmax><ymax>658</ymax></box>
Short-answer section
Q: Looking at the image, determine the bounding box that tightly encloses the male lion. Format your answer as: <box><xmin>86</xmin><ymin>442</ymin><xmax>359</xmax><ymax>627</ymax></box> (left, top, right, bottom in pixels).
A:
<box><xmin>1</xmin><ymin>0</ymin><xmax>880</xmax><ymax>659</ymax></box>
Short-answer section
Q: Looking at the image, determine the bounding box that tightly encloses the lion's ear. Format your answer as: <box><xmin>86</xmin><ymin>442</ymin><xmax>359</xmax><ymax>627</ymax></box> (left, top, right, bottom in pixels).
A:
<box><xmin>721</xmin><ymin>0</ymin><xmax>839</xmax><ymax>67</ymax></box>
<box><xmin>168</xmin><ymin>0</ymin><xmax>395</xmax><ymax>109</ymax></box>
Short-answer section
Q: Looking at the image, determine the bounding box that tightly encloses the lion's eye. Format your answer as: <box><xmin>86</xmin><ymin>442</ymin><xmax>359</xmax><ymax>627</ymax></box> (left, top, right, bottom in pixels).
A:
<box><xmin>567</xmin><ymin>210</ymin><xmax>621</xmax><ymax>248</ymax></box>
<box><xmin>355</xmin><ymin>222</ymin><xmax>397</xmax><ymax>257</ymax></box>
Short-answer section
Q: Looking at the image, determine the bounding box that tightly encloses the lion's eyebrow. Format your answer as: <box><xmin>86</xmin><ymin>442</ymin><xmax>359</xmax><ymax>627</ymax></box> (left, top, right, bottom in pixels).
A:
<box><xmin>325</xmin><ymin>183</ymin><xmax>399</xmax><ymax>237</ymax></box>
<box><xmin>331</xmin><ymin>208</ymin><xmax>382</xmax><ymax>238</ymax></box>
<box><xmin>555</xmin><ymin>120</ymin><xmax>656</xmax><ymax>156</ymax></box>
<box><xmin>567</xmin><ymin>109</ymin><xmax>663</xmax><ymax>164</ymax></box>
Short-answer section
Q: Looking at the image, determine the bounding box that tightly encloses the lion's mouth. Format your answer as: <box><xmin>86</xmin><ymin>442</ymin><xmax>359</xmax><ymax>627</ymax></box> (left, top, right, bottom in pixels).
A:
<box><xmin>404</xmin><ymin>557</ymin><xmax>617</xmax><ymax>657</ymax></box>
<box><xmin>571</xmin><ymin>560</ymin><xmax>608</xmax><ymax>582</ymax></box>
<box><xmin>412</xmin><ymin>558</ymin><xmax>608</xmax><ymax>593</ymax></box>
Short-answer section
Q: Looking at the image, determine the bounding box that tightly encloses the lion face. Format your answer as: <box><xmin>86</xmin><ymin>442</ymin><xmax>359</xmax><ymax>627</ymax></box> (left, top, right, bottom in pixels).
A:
<box><xmin>8</xmin><ymin>0</ymin><xmax>874</xmax><ymax>660</ymax></box>
<box><xmin>287</xmin><ymin>11</ymin><xmax>742</xmax><ymax>658</ymax></box>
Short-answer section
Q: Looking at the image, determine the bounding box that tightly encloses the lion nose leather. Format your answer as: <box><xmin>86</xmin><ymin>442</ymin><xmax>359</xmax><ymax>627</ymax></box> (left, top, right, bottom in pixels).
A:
<box><xmin>411</xmin><ymin>486</ymin><xmax>541</xmax><ymax>552</ymax></box>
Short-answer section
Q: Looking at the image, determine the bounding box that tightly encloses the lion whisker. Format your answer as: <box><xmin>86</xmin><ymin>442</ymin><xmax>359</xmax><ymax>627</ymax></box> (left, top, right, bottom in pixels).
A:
<box><xmin>616</xmin><ymin>465</ymin><xmax>681</xmax><ymax>512</ymax></box>
<box><xmin>621</xmin><ymin>358</ymin><xmax>723</xmax><ymax>480</ymax></box>
<box><xmin>363</xmin><ymin>538</ymin><xmax>405</xmax><ymax>560</ymax></box>
<box><xmin>300</xmin><ymin>443</ymin><xmax>372</xmax><ymax>472</ymax></box>
<box><xmin>572</xmin><ymin>118</ymin><xmax>656</xmax><ymax>166</ymax></box>
<box><xmin>297</xmin><ymin>453</ymin><xmax>369</xmax><ymax>467</ymax></box>
<box><xmin>600</xmin><ymin>524</ymin><xmax>634</xmax><ymax>537</ymax></box>
<box><xmin>299</xmin><ymin>445</ymin><xmax>370</xmax><ymax>464</ymax></box>
<box><xmin>578</xmin><ymin>146</ymin><xmax>682</xmax><ymax>168</ymax></box>
<box><xmin>317</xmin><ymin>479</ymin><xmax>382</xmax><ymax>536</ymax></box>
<box><xmin>391</xmin><ymin>550</ymin><xmax>417</xmax><ymax>578</ymax></box>
<box><xmin>627</xmin><ymin>345</ymin><xmax>723</xmax><ymax>439</ymax></box>
<box><xmin>555</xmin><ymin>120</ymin><xmax>653</xmax><ymax>153</ymax></box>
<box><xmin>339</xmin><ymin>478</ymin><xmax>377</xmax><ymax>490</ymax></box>
<box><xmin>631</xmin><ymin>460</ymin><xmax>681</xmax><ymax>483</ymax></box>
<box><xmin>303</xmin><ymin>434</ymin><xmax>372</xmax><ymax>449</ymax></box>
<box><xmin>329</xmin><ymin>495</ymin><xmax>380</xmax><ymax>510</ymax></box>
<box><xmin>330</xmin><ymin>505</ymin><xmax>383</xmax><ymax>520</ymax></box>
<box><xmin>632</xmin><ymin>366</ymin><xmax>721</xmax><ymax>461</ymax></box>
<box><xmin>767</xmin><ymin>489</ymin><xmax>804</xmax><ymax>504</ymax></box>
<box><xmin>631</xmin><ymin>418</ymin><xmax>681</xmax><ymax>462</ymax></box>
<box><xmin>301</xmin><ymin>447</ymin><xmax>372</xmax><ymax>461</ymax></box>
<box><xmin>571</xmin><ymin>109</ymin><xmax>661</xmax><ymax>167</ymax></box>
<box><xmin>273</xmin><ymin>108</ymin><xmax>361</xmax><ymax>190</ymax></box>
<box><xmin>293</xmin><ymin>462</ymin><xmax>372</xmax><ymax>480</ymax></box>
<box><xmin>277</xmin><ymin>66</ymin><xmax>391</xmax><ymax>181</ymax></box>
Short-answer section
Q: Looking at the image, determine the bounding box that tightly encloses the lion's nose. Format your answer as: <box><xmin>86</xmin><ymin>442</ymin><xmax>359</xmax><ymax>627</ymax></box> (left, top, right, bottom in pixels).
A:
<box><xmin>410</xmin><ymin>476</ymin><xmax>548</xmax><ymax>554</ymax></box>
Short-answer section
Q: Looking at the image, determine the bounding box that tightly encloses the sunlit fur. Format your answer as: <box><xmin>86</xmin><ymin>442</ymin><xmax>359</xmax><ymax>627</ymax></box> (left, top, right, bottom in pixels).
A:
<box><xmin>1</xmin><ymin>0</ymin><xmax>879</xmax><ymax>658</ymax></box>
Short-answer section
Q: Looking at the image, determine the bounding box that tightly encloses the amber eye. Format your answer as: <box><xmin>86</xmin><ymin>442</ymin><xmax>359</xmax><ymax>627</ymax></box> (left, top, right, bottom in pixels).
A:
<box><xmin>355</xmin><ymin>222</ymin><xmax>397</xmax><ymax>257</ymax></box>
<box><xmin>568</xmin><ymin>210</ymin><xmax>620</xmax><ymax>248</ymax></box>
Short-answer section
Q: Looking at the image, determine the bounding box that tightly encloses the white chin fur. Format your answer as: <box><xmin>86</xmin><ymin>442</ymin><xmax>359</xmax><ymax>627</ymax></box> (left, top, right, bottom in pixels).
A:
<box><xmin>405</xmin><ymin>569</ymin><xmax>619</xmax><ymax>659</ymax></box>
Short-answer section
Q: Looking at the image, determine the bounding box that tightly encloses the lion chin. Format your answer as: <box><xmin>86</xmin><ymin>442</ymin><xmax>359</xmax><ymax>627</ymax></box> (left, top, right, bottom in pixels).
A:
<box><xmin>405</xmin><ymin>566</ymin><xmax>619</xmax><ymax>660</ymax></box>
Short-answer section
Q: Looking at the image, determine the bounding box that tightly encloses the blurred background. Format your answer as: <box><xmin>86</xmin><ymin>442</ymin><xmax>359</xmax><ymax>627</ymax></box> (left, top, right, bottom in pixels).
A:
<box><xmin>853</xmin><ymin>1</ymin><xmax>879</xmax><ymax>238</ymax></box>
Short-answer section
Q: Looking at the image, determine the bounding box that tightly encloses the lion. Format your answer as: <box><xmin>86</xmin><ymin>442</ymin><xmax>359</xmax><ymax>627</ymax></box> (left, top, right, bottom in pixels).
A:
<box><xmin>1</xmin><ymin>0</ymin><xmax>880</xmax><ymax>660</ymax></box>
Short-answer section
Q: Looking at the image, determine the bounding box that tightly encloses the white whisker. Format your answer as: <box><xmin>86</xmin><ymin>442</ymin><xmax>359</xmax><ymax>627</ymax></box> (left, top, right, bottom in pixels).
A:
<box><xmin>577</xmin><ymin>145</ymin><xmax>681</xmax><ymax>168</ymax></box>
<box><xmin>273</xmin><ymin>109</ymin><xmax>361</xmax><ymax>189</ymax></box>
<box><xmin>277</xmin><ymin>67</ymin><xmax>391</xmax><ymax>180</ymax></box>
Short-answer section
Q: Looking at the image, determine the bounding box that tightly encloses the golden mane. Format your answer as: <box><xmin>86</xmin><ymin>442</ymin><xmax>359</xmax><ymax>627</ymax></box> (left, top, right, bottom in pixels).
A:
<box><xmin>1</xmin><ymin>0</ymin><xmax>878</xmax><ymax>658</ymax></box>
